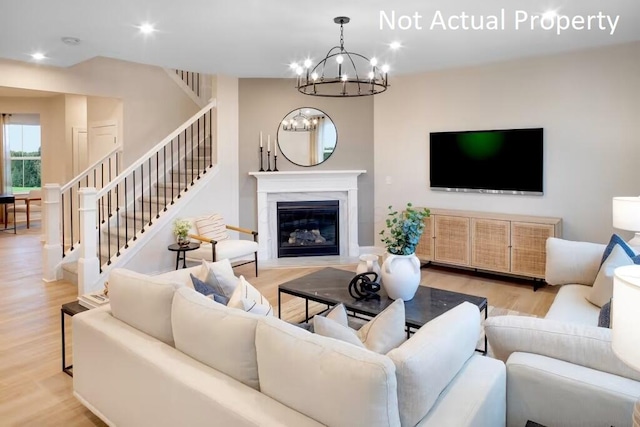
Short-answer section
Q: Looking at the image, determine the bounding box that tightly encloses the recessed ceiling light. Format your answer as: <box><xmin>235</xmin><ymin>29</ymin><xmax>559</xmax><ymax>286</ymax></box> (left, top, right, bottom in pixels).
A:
<box><xmin>138</xmin><ymin>23</ymin><xmax>156</xmax><ymax>34</ymax></box>
<box><xmin>31</xmin><ymin>52</ymin><xmax>46</xmax><ymax>60</ymax></box>
<box><xmin>61</xmin><ymin>36</ymin><xmax>81</xmax><ymax>46</ymax></box>
<box><xmin>390</xmin><ymin>41</ymin><xmax>402</xmax><ymax>50</ymax></box>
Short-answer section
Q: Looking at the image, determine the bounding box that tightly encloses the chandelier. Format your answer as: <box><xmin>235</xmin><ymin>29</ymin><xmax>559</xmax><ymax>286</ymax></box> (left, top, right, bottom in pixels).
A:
<box><xmin>282</xmin><ymin>110</ymin><xmax>318</xmax><ymax>132</ymax></box>
<box><xmin>291</xmin><ymin>16</ymin><xmax>389</xmax><ymax>97</ymax></box>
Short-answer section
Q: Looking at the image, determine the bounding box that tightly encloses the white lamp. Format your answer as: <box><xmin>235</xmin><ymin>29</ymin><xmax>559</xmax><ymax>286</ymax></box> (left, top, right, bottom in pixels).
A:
<box><xmin>612</xmin><ymin>197</ymin><xmax>640</xmax><ymax>246</ymax></box>
<box><xmin>612</xmin><ymin>265</ymin><xmax>640</xmax><ymax>371</ymax></box>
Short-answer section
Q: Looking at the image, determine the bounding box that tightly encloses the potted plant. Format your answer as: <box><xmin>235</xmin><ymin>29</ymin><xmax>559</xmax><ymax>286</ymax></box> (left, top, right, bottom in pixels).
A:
<box><xmin>379</xmin><ymin>203</ymin><xmax>430</xmax><ymax>300</ymax></box>
<box><xmin>173</xmin><ymin>219</ymin><xmax>191</xmax><ymax>247</ymax></box>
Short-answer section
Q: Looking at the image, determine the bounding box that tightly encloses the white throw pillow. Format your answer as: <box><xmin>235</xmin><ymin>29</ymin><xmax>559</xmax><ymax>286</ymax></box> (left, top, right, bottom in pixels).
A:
<box><xmin>194</xmin><ymin>213</ymin><xmax>229</xmax><ymax>241</ymax></box>
<box><xmin>196</xmin><ymin>259</ymin><xmax>239</xmax><ymax>298</ymax></box>
<box><xmin>588</xmin><ymin>244</ymin><xmax>636</xmax><ymax>307</ymax></box>
<box><xmin>228</xmin><ymin>275</ymin><xmax>273</xmax><ymax>316</ymax></box>
<box><xmin>313</xmin><ymin>299</ymin><xmax>406</xmax><ymax>354</ymax></box>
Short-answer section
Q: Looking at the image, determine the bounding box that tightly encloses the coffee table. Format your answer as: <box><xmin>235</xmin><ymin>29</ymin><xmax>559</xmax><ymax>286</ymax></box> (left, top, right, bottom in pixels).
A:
<box><xmin>278</xmin><ymin>267</ymin><xmax>488</xmax><ymax>353</ymax></box>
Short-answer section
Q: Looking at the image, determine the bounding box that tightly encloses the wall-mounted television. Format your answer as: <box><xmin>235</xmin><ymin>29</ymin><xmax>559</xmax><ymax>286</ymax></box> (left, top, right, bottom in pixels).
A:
<box><xmin>429</xmin><ymin>128</ymin><xmax>543</xmax><ymax>195</ymax></box>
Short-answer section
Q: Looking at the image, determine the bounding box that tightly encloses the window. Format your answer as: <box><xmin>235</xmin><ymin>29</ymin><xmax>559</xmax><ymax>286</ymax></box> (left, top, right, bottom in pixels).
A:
<box><xmin>7</xmin><ymin>123</ymin><xmax>41</xmax><ymax>193</ymax></box>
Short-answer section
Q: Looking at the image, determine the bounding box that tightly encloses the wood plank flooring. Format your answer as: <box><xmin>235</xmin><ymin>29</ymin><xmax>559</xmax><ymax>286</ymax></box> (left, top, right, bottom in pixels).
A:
<box><xmin>0</xmin><ymin>229</ymin><xmax>557</xmax><ymax>426</ymax></box>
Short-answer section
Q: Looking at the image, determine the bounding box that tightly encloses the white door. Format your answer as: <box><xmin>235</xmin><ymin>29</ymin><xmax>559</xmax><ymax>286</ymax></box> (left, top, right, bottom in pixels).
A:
<box><xmin>72</xmin><ymin>127</ymin><xmax>88</xmax><ymax>177</ymax></box>
<box><xmin>89</xmin><ymin>120</ymin><xmax>119</xmax><ymax>164</ymax></box>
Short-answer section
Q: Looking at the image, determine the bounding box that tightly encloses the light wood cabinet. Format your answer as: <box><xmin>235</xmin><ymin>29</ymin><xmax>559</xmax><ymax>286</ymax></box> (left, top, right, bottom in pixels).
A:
<box><xmin>415</xmin><ymin>208</ymin><xmax>561</xmax><ymax>281</ymax></box>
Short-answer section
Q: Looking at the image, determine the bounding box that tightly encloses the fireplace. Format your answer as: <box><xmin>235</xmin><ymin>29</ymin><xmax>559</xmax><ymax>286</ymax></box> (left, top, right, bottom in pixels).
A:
<box><xmin>277</xmin><ymin>200</ymin><xmax>339</xmax><ymax>257</ymax></box>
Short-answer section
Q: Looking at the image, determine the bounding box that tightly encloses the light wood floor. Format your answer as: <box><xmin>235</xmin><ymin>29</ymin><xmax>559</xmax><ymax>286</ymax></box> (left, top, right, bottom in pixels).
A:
<box><xmin>0</xmin><ymin>229</ymin><xmax>557</xmax><ymax>426</ymax></box>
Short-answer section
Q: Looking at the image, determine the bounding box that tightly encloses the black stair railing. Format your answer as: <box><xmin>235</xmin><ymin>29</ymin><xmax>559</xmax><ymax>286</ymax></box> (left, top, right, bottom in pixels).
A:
<box><xmin>93</xmin><ymin>102</ymin><xmax>215</xmax><ymax>273</ymax></box>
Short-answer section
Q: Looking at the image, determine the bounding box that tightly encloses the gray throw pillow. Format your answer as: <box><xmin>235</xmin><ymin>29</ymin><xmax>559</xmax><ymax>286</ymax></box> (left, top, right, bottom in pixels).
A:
<box><xmin>598</xmin><ymin>299</ymin><xmax>611</xmax><ymax>328</ymax></box>
<box><xmin>190</xmin><ymin>273</ymin><xmax>229</xmax><ymax>305</ymax></box>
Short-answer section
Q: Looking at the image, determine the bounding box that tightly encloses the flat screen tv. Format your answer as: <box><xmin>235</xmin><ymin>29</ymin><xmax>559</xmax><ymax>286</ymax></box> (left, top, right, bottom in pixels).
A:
<box><xmin>429</xmin><ymin>128</ymin><xmax>543</xmax><ymax>195</ymax></box>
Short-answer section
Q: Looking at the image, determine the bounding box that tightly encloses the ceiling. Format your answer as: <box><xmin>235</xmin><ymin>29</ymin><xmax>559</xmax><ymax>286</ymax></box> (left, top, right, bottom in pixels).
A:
<box><xmin>0</xmin><ymin>0</ymin><xmax>638</xmax><ymax>77</ymax></box>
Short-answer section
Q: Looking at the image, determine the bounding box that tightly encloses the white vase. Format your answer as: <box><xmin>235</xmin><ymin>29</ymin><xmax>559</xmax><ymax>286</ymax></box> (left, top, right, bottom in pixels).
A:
<box><xmin>355</xmin><ymin>254</ymin><xmax>381</xmax><ymax>283</ymax></box>
<box><xmin>381</xmin><ymin>253</ymin><xmax>421</xmax><ymax>301</ymax></box>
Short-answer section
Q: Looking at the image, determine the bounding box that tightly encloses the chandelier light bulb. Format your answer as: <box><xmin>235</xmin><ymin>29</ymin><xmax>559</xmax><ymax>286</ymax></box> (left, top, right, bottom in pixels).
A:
<box><xmin>290</xmin><ymin>62</ymin><xmax>299</xmax><ymax>70</ymax></box>
<box><xmin>341</xmin><ymin>74</ymin><xmax>348</xmax><ymax>82</ymax></box>
<box><xmin>381</xmin><ymin>64</ymin><xmax>390</xmax><ymax>73</ymax></box>
<box><xmin>368</xmin><ymin>71</ymin><xmax>375</xmax><ymax>79</ymax></box>
<box><xmin>304</xmin><ymin>58</ymin><xmax>312</xmax><ymax>68</ymax></box>
<box><xmin>370</xmin><ymin>58</ymin><xmax>378</xmax><ymax>67</ymax></box>
<box><xmin>336</xmin><ymin>55</ymin><xmax>344</xmax><ymax>64</ymax></box>
<box><xmin>313</xmin><ymin>119</ymin><xmax>318</xmax><ymax>125</ymax></box>
<box><xmin>296</xmin><ymin>67</ymin><xmax>304</xmax><ymax>75</ymax></box>
<box><xmin>31</xmin><ymin>52</ymin><xmax>46</xmax><ymax>60</ymax></box>
<box><xmin>311</xmin><ymin>72</ymin><xmax>318</xmax><ymax>81</ymax></box>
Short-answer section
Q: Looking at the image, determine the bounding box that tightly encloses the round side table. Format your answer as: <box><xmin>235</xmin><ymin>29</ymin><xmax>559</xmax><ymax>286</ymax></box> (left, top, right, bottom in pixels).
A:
<box><xmin>167</xmin><ymin>242</ymin><xmax>201</xmax><ymax>269</ymax></box>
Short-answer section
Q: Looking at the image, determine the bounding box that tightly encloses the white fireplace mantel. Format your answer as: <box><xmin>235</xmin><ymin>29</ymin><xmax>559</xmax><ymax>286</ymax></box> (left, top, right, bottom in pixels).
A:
<box><xmin>249</xmin><ymin>170</ymin><xmax>366</xmax><ymax>260</ymax></box>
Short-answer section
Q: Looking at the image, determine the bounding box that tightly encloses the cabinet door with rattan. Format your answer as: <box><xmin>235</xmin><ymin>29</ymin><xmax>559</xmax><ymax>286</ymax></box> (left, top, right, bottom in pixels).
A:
<box><xmin>510</xmin><ymin>222</ymin><xmax>555</xmax><ymax>278</ymax></box>
<box><xmin>471</xmin><ymin>218</ymin><xmax>510</xmax><ymax>272</ymax></box>
<box><xmin>414</xmin><ymin>215</ymin><xmax>434</xmax><ymax>262</ymax></box>
<box><xmin>434</xmin><ymin>215</ymin><xmax>470</xmax><ymax>266</ymax></box>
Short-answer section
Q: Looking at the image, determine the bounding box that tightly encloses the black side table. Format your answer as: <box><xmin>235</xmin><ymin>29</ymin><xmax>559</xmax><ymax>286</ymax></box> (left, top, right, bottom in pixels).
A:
<box><xmin>0</xmin><ymin>194</ymin><xmax>16</xmax><ymax>234</ymax></box>
<box><xmin>61</xmin><ymin>301</ymin><xmax>89</xmax><ymax>377</ymax></box>
<box><xmin>168</xmin><ymin>242</ymin><xmax>201</xmax><ymax>269</ymax></box>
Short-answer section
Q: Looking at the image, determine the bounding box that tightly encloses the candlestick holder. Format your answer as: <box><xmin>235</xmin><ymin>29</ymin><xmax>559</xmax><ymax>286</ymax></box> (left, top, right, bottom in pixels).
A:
<box><xmin>259</xmin><ymin>146</ymin><xmax>264</xmax><ymax>172</ymax></box>
<box><xmin>273</xmin><ymin>154</ymin><xmax>279</xmax><ymax>172</ymax></box>
<box><xmin>266</xmin><ymin>151</ymin><xmax>272</xmax><ymax>172</ymax></box>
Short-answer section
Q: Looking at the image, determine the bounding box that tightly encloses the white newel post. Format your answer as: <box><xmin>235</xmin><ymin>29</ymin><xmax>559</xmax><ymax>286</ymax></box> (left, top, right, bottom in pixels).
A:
<box><xmin>77</xmin><ymin>187</ymin><xmax>101</xmax><ymax>296</ymax></box>
<box><xmin>42</xmin><ymin>183</ymin><xmax>63</xmax><ymax>282</ymax></box>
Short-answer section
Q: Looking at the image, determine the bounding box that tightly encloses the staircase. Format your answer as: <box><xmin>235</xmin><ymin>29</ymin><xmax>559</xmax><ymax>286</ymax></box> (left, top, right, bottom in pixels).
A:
<box><xmin>54</xmin><ymin>101</ymin><xmax>217</xmax><ymax>289</ymax></box>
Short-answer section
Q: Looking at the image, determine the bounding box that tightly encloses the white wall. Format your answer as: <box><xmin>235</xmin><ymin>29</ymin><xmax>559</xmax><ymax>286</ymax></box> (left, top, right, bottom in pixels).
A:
<box><xmin>87</xmin><ymin>96</ymin><xmax>124</xmax><ymax>163</ymax></box>
<box><xmin>374</xmin><ymin>42</ymin><xmax>640</xmax><ymax>245</ymax></box>
<box><xmin>121</xmin><ymin>76</ymin><xmax>240</xmax><ymax>275</ymax></box>
<box><xmin>0</xmin><ymin>57</ymin><xmax>199</xmax><ymax>184</ymax></box>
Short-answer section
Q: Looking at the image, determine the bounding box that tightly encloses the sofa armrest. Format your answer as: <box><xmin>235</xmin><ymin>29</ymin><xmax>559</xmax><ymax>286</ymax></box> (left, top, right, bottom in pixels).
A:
<box><xmin>545</xmin><ymin>237</ymin><xmax>605</xmax><ymax>286</ymax></box>
<box><xmin>387</xmin><ymin>302</ymin><xmax>481</xmax><ymax>427</ymax></box>
<box><xmin>484</xmin><ymin>315</ymin><xmax>640</xmax><ymax>382</ymax></box>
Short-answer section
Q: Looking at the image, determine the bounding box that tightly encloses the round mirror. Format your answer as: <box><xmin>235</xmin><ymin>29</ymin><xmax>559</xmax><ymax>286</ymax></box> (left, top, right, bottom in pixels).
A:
<box><xmin>277</xmin><ymin>108</ymin><xmax>337</xmax><ymax>167</ymax></box>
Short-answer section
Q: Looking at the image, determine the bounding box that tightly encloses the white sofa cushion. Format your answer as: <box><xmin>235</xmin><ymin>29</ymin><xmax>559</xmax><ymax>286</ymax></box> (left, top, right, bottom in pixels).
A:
<box><xmin>545</xmin><ymin>237</ymin><xmax>605</xmax><ymax>286</ymax></box>
<box><xmin>588</xmin><ymin>244</ymin><xmax>637</xmax><ymax>307</ymax></box>
<box><xmin>227</xmin><ymin>275</ymin><xmax>273</xmax><ymax>316</ymax></box>
<box><xmin>313</xmin><ymin>299</ymin><xmax>406</xmax><ymax>354</ymax></box>
<box><xmin>387</xmin><ymin>302</ymin><xmax>480</xmax><ymax>427</ymax></box>
<box><xmin>484</xmin><ymin>315</ymin><xmax>640</xmax><ymax>382</ymax></box>
<box><xmin>186</xmin><ymin>239</ymin><xmax>259</xmax><ymax>262</ymax></box>
<box><xmin>153</xmin><ymin>265</ymin><xmax>199</xmax><ymax>288</ymax></box>
<box><xmin>108</xmin><ymin>268</ymin><xmax>182</xmax><ymax>346</ymax></box>
<box><xmin>171</xmin><ymin>287</ymin><xmax>261</xmax><ymax>390</ymax></box>
<box><xmin>255</xmin><ymin>316</ymin><xmax>401</xmax><ymax>427</ymax></box>
<box><xmin>544</xmin><ymin>284</ymin><xmax>600</xmax><ymax>325</ymax></box>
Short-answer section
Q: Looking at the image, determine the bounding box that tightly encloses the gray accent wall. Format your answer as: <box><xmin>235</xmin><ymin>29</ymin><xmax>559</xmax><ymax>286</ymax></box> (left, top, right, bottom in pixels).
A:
<box><xmin>238</xmin><ymin>78</ymin><xmax>375</xmax><ymax>245</ymax></box>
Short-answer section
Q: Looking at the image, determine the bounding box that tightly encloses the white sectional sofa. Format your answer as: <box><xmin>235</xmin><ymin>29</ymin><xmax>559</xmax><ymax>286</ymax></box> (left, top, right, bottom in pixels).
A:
<box><xmin>485</xmin><ymin>237</ymin><xmax>640</xmax><ymax>427</ymax></box>
<box><xmin>73</xmin><ymin>266</ymin><xmax>506</xmax><ymax>427</ymax></box>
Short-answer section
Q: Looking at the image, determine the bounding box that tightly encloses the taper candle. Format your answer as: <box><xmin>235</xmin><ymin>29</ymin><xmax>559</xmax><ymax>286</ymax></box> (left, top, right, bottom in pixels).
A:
<box><xmin>260</xmin><ymin>131</ymin><xmax>263</xmax><ymax>148</ymax></box>
<box><xmin>268</xmin><ymin>135</ymin><xmax>271</xmax><ymax>152</ymax></box>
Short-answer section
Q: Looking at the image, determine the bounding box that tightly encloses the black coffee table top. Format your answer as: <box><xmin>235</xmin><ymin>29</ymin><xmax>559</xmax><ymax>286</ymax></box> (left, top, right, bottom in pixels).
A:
<box><xmin>279</xmin><ymin>267</ymin><xmax>487</xmax><ymax>329</ymax></box>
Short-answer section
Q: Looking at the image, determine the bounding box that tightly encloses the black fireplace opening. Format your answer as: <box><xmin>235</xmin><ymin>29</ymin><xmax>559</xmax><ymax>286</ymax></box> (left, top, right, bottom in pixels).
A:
<box><xmin>277</xmin><ymin>200</ymin><xmax>339</xmax><ymax>257</ymax></box>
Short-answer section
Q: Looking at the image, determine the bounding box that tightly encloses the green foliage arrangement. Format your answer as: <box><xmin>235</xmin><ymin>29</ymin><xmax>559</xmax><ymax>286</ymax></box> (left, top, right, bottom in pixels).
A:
<box><xmin>379</xmin><ymin>203</ymin><xmax>430</xmax><ymax>255</ymax></box>
<box><xmin>173</xmin><ymin>219</ymin><xmax>191</xmax><ymax>238</ymax></box>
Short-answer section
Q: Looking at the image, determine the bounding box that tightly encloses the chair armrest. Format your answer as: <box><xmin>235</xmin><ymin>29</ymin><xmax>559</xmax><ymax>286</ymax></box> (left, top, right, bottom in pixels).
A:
<box><xmin>188</xmin><ymin>234</ymin><xmax>217</xmax><ymax>244</ymax></box>
<box><xmin>226</xmin><ymin>225</ymin><xmax>258</xmax><ymax>237</ymax></box>
<box><xmin>484</xmin><ymin>315</ymin><xmax>640</xmax><ymax>381</ymax></box>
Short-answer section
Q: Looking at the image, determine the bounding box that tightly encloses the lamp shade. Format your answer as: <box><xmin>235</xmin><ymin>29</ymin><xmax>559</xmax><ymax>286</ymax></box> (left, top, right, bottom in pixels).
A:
<box><xmin>612</xmin><ymin>265</ymin><xmax>640</xmax><ymax>372</ymax></box>
<box><xmin>613</xmin><ymin>197</ymin><xmax>640</xmax><ymax>232</ymax></box>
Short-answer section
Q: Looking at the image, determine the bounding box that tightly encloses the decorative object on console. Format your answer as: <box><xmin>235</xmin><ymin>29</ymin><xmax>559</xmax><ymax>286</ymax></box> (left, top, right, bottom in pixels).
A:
<box><xmin>348</xmin><ymin>272</ymin><xmax>381</xmax><ymax>301</ymax></box>
<box><xmin>258</xmin><ymin>132</ymin><xmax>265</xmax><ymax>172</ymax></box>
<box><xmin>613</xmin><ymin>196</ymin><xmax>640</xmax><ymax>246</ymax></box>
<box><xmin>379</xmin><ymin>203</ymin><xmax>430</xmax><ymax>301</ymax></box>
<box><xmin>356</xmin><ymin>253</ymin><xmax>381</xmax><ymax>283</ymax></box>
<box><xmin>266</xmin><ymin>134</ymin><xmax>272</xmax><ymax>172</ymax></box>
<box><xmin>612</xmin><ymin>265</ymin><xmax>640</xmax><ymax>371</ymax></box>
<box><xmin>277</xmin><ymin>107</ymin><xmax>337</xmax><ymax>167</ymax></box>
<box><xmin>173</xmin><ymin>218</ymin><xmax>191</xmax><ymax>247</ymax></box>
<box><xmin>291</xmin><ymin>16</ymin><xmax>389</xmax><ymax>97</ymax></box>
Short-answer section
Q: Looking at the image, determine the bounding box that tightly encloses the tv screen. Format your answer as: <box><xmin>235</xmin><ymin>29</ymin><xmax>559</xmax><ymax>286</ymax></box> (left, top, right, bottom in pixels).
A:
<box><xmin>429</xmin><ymin>128</ymin><xmax>543</xmax><ymax>195</ymax></box>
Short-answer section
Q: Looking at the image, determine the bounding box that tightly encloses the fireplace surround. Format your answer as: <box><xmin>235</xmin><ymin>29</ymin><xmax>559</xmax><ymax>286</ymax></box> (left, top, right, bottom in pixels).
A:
<box><xmin>249</xmin><ymin>170</ymin><xmax>365</xmax><ymax>260</ymax></box>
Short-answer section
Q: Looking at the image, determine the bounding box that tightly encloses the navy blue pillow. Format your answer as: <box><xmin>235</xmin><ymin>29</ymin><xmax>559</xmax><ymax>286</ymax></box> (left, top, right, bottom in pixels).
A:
<box><xmin>598</xmin><ymin>299</ymin><xmax>612</xmax><ymax>328</ymax></box>
<box><xmin>190</xmin><ymin>273</ymin><xmax>229</xmax><ymax>305</ymax></box>
<box><xmin>600</xmin><ymin>234</ymin><xmax>638</xmax><ymax>267</ymax></box>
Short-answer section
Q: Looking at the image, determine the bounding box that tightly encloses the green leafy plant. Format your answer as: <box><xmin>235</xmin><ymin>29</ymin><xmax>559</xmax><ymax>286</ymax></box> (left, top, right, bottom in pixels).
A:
<box><xmin>173</xmin><ymin>219</ymin><xmax>191</xmax><ymax>238</ymax></box>
<box><xmin>379</xmin><ymin>203</ymin><xmax>430</xmax><ymax>255</ymax></box>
